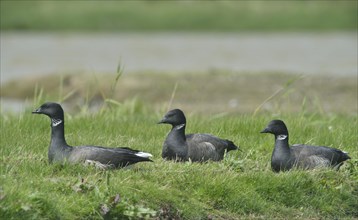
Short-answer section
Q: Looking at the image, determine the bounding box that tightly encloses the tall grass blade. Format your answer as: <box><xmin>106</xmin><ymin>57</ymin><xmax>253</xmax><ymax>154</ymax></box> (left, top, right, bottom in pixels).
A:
<box><xmin>109</xmin><ymin>62</ymin><xmax>124</xmax><ymax>100</ymax></box>
<box><xmin>167</xmin><ymin>82</ymin><xmax>178</xmax><ymax>111</ymax></box>
<box><xmin>253</xmin><ymin>75</ymin><xmax>304</xmax><ymax>116</ymax></box>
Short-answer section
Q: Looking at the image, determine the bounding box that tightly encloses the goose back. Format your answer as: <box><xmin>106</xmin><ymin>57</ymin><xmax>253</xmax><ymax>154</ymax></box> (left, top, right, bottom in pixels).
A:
<box><xmin>69</xmin><ymin>146</ymin><xmax>152</xmax><ymax>168</ymax></box>
<box><xmin>290</xmin><ymin>144</ymin><xmax>350</xmax><ymax>169</ymax></box>
<box><xmin>186</xmin><ymin>133</ymin><xmax>237</xmax><ymax>161</ymax></box>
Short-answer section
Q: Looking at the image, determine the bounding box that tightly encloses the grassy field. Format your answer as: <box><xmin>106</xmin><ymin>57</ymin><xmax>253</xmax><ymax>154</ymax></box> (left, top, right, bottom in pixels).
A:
<box><xmin>0</xmin><ymin>101</ymin><xmax>357</xmax><ymax>219</ymax></box>
<box><xmin>1</xmin><ymin>1</ymin><xmax>356</xmax><ymax>31</ymax></box>
<box><xmin>1</xmin><ymin>71</ymin><xmax>357</xmax><ymax>218</ymax></box>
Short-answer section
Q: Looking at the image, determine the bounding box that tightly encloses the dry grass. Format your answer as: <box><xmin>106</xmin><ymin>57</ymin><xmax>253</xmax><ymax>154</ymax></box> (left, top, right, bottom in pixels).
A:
<box><xmin>1</xmin><ymin>71</ymin><xmax>357</xmax><ymax>115</ymax></box>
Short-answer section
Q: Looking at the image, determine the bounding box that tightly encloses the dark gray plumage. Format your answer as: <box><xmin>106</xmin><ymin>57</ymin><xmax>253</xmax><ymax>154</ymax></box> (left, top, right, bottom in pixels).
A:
<box><xmin>261</xmin><ymin>120</ymin><xmax>350</xmax><ymax>172</ymax></box>
<box><xmin>33</xmin><ymin>102</ymin><xmax>152</xmax><ymax>168</ymax></box>
<box><xmin>158</xmin><ymin>109</ymin><xmax>239</xmax><ymax>162</ymax></box>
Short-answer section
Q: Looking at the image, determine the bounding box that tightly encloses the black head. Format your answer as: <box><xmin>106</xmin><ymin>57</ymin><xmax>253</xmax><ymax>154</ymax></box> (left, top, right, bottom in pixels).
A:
<box><xmin>260</xmin><ymin>120</ymin><xmax>289</xmax><ymax>136</ymax></box>
<box><xmin>158</xmin><ymin>109</ymin><xmax>186</xmax><ymax>126</ymax></box>
<box><xmin>32</xmin><ymin>102</ymin><xmax>64</xmax><ymax>120</ymax></box>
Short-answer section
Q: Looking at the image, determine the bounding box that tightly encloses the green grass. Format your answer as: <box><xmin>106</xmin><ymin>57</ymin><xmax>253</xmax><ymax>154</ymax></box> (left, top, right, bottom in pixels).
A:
<box><xmin>1</xmin><ymin>71</ymin><xmax>357</xmax><ymax>218</ymax></box>
<box><xmin>0</xmin><ymin>104</ymin><xmax>357</xmax><ymax>219</ymax></box>
<box><xmin>1</xmin><ymin>1</ymin><xmax>356</xmax><ymax>31</ymax></box>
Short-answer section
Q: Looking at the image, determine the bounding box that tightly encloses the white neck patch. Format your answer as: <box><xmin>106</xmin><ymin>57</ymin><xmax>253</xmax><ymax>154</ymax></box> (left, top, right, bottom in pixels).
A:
<box><xmin>52</xmin><ymin>118</ymin><xmax>63</xmax><ymax>127</ymax></box>
<box><xmin>277</xmin><ymin>134</ymin><xmax>287</xmax><ymax>140</ymax></box>
<box><xmin>175</xmin><ymin>123</ymin><xmax>186</xmax><ymax>130</ymax></box>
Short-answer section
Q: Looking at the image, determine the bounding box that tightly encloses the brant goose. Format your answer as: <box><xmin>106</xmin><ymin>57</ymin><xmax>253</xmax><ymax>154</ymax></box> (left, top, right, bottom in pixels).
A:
<box><xmin>261</xmin><ymin>119</ymin><xmax>350</xmax><ymax>172</ymax></box>
<box><xmin>158</xmin><ymin>109</ymin><xmax>238</xmax><ymax>162</ymax></box>
<box><xmin>33</xmin><ymin>102</ymin><xmax>152</xmax><ymax>169</ymax></box>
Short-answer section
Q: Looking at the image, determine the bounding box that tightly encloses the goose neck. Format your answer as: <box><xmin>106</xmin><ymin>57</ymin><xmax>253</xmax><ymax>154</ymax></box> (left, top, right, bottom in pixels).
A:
<box><xmin>273</xmin><ymin>134</ymin><xmax>290</xmax><ymax>152</ymax></box>
<box><xmin>50</xmin><ymin>119</ymin><xmax>68</xmax><ymax>147</ymax></box>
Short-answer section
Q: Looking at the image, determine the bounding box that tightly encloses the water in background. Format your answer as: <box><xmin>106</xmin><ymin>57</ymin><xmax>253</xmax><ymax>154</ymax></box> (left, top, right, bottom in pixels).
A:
<box><xmin>1</xmin><ymin>32</ymin><xmax>357</xmax><ymax>112</ymax></box>
<box><xmin>1</xmin><ymin>32</ymin><xmax>357</xmax><ymax>83</ymax></box>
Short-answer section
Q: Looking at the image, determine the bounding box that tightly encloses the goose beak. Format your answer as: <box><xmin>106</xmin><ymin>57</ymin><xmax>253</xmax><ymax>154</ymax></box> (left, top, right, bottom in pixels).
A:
<box><xmin>157</xmin><ymin>119</ymin><xmax>165</xmax><ymax>124</ymax></box>
<box><xmin>157</xmin><ymin>117</ymin><xmax>168</xmax><ymax>124</ymax></box>
<box><xmin>260</xmin><ymin>128</ymin><xmax>270</xmax><ymax>133</ymax></box>
<box><xmin>32</xmin><ymin>107</ymin><xmax>42</xmax><ymax>114</ymax></box>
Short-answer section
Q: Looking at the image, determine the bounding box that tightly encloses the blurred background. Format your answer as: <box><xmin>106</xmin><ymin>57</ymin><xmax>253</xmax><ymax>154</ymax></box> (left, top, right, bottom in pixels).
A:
<box><xmin>0</xmin><ymin>1</ymin><xmax>357</xmax><ymax>114</ymax></box>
